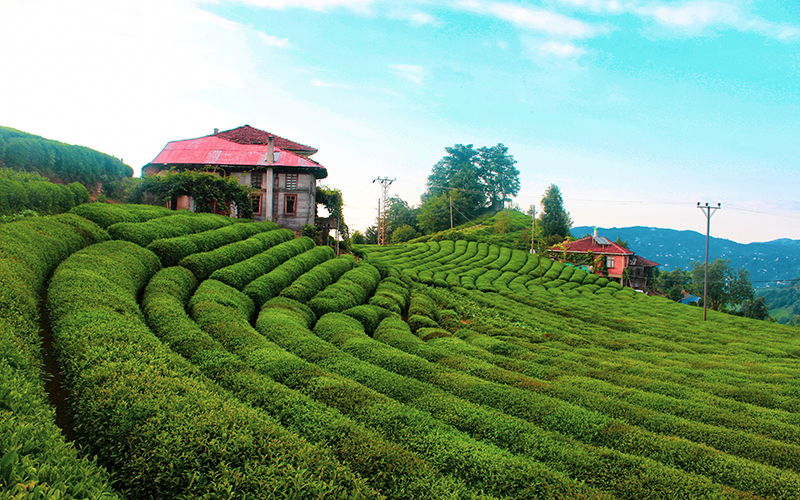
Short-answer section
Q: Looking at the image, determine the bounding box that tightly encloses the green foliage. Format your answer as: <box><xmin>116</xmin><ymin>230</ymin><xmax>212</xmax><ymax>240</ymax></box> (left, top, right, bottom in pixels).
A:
<box><xmin>191</xmin><ymin>228</ymin><xmax>297</xmax><ymax>283</ymax></box>
<box><xmin>391</xmin><ymin>223</ymin><xmax>419</xmax><ymax>243</ymax></box>
<box><xmin>70</xmin><ymin>202</ymin><xmax>175</xmax><ymax>228</ymax></box>
<box><xmin>423</xmin><ymin>143</ymin><xmax>520</xmax><ymax>212</ymax></box>
<box><xmin>0</xmin><ymin>168</ymin><xmax>90</xmax><ymax>216</ymax></box>
<box><xmin>539</xmin><ymin>184</ymin><xmax>572</xmax><ymax>246</ymax></box>
<box><xmin>0</xmin><ymin>126</ymin><xmax>133</xmax><ymax>197</ymax></box>
<box><xmin>690</xmin><ymin>258</ymin><xmax>756</xmax><ymax>311</ymax></box>
<box><xmin>657</xmin><ymin>267</ymin><xmax>693</xmax><ymax>301</ymax></box>
<box><xmin>108</xmin><ymin>212</ymin><xmax>233</xmax><ymax>247</ymax></box>
<box><xmin>146</xmin><ymin>221</ymin><xmax>277</xmax><ymax>267</ymax></box>
<box><xmin>133</xmin><ymin>169</ymin><xmax>255</xmax><ymax>218</ymax></box>
<box><xmin>244</xmin><ymin>244</ymin><xmax>336</xmax><ymax>308</ymax></box>
<box><xmin>0</xmin><ymin>215</ymin><xmax>118</xmax><ymax>499</ymax></box>
<box><xmin>280</xmin><ymin>254</ymin><xmax>356</xmax><ymax>303</ymax></box>
<box><xmin>307</xmin><ymin>264</ymin><xmax>382</xmax><ymax>317</ymax></box>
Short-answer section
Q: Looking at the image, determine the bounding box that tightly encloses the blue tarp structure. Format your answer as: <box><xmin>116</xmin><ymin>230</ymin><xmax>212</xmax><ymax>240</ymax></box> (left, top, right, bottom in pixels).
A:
<box><xmin>679</xmin><ymin>294</ymin><xmax>702</xmax><ymax>305</ymax></box>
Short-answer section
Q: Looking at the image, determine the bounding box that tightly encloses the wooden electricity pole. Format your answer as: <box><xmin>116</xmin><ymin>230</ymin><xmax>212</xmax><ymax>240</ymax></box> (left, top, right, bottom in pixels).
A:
<box><xmin>697</xmin><ymin>202</ymin><xmax>721</xmax><ymax>321</ymax></box>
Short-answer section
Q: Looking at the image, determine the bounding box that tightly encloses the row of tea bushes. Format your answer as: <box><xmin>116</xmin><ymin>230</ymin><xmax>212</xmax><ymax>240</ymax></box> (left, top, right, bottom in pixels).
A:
<box><xmin>423</xmin><ymin>286</ymin><xmax>800</xmax><ymax>499</ymax></box>
<box><xmin>47</xmin><ymin>241</ymin><xmax>378</xmax><ymax>499</ymax></box>
<box><xmin>183</xmin><ymin>281</ymin><xmax>494</xmax><ymax>500</ymax></box>
<box><xmin>183</xmin><ymin>228</ymin><xmax>296</xmax><ymax>282</ymax></box>
<box><xmin>306</xmin><ymin>264</ymin><xmax>382</xmax><ymax>318</ymax></box>
<box><xmin>107</xmin><ymin>212</ymin><xmax>234</xmax><ymax>247</ymax></box>
<box><xmin>0</xmin><ymin>215</ymin><xmax>118</xmax><ymax>499</ymax></box>
<box><xmin>363</xmin><ymin>240</ymin><xmax>626</xmax><ymax>297</ymax></box>
<box><xmin>333</xmin><ymin>313</ymin><xmax>761</xmax><ymax>500</ymax></box>
<box><xmin>244</xmin><ymin>245</ymin><xmax>337</xmax><ymax>308</ymax></box>
<box><xmin>69</xmin><ymin>202</ymin><xmax>175</xmax><ymax>228</ymax></box>
<box><xmin>0</xmin><ymin>169</ymin><xmax>89</xmax><ymax>216</ymax></box>
<box><xmin>146</xmin><ymin>221</ymin><xmax>278</xmax><ymax>266</ymax></box>
<box><xmin>279</xmin><ymin>255</ymin><xmax>356</xmax><ymax>303</ymax></box>
<box><xmin>253</xmin><ymin>304</ymin><xmax>609</xmax><ymax>500</ymax></box>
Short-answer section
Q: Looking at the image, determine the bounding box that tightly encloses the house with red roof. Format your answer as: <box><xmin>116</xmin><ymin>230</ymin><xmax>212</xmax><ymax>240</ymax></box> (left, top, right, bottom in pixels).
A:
<box><xmin>561</xmin><ymin>229</ymin><xmax>659</xmax><ymax>291</ymax></box>
<box><xmin>144</xmin><ymin>125</ymin><xmax>329</xmax><ymax>232</ymax></box>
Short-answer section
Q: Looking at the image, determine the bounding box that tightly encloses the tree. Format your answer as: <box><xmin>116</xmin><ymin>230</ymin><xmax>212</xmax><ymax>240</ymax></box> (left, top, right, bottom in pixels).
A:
<box><xmin>476</xmin><ymin>143</ymin><xmax>520</xmax><ymax>210</ymax></box>
<box><xmin>417</xmin><ymin>190</ymin><xmax>470</xmax><ymax>234</ymax></box>
<box><xmin>423</xmin><ymin>143</ymin><xmax>520</xmax><ymax>214</ymax></box>
<box><xmin>539</xmin><ymin>184</ymin><xmax>572</xmax><ymax>246</ymax></box>
<box><xmin>656</xmin><ymin>267</ymin><xmax>693</xmax><ymax>302</ymax></box>
<box><xmin>690</xmin><ymin>259</ymin><xmax>755</xmax><ymax>312</ymax></box>
<box><xmin>391</xmin><ymin>224</ymin><xmax>419</xmax><ymax>243</ymax></box>
<box><xmin>384</xmin><ymin>196</ymin><xmax>420</xmax><ymax>238</ymax></box>
<box><xmin>364</xmin><ymin>226</ymin><xmax>378</xmax><ymax>244</ymax></box>
<box><xmin>350</xmin><ymin>230</ymin><xmax>366</xmax><ymax>245</ymax></box>
<box><xmin>736</xmin><ymin>297</ymin><xmax>771</xmax><ymax>321</ymax></box>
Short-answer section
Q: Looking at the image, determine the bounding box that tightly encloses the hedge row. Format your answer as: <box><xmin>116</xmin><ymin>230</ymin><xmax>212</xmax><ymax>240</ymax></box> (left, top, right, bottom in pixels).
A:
<box><xmin>367</xmin><ymin>277</ymin><xmax>410</xmax><ymax>315</ymax></box>
<box><xmin>107</xmin><ymin>212</ymin><xmax>234</xmax><ymax>247</ymax></box>
<box><xmin>307</xmin><ymin>264</ymin><xmax>382</xmax><ymax>318</ymax></box>
<box><xmin>183</xmin><ymin>281</ymin><xmax>493</xmax><ymax>500</ymax></box>
<box><xmin>1</xmin><ymin>216</ymin><xmax>118</xmax><ymax>499</ymax></box>
<box><xmin>438</xmin><ymin>288</ymin><xmax>800</xmax><ymax>498</ymax></box>
<box><xmin>253</xmin><ymin>304</ymin><xmax>609</xmax><ymax>499</ymax></box>
<box><xmin>182</xmin><ymin>228</ymin><xmax>296</xmax><ymax>282</ymax></box>
<box><xmin>327</xmin><ymin>314</ymin><xmax>765</xmax><ymax>500</ymax></box>
<box><xmin>47</xmin><ymin>241</ymin><xmax>378</xmax><ymax>499</ymax></box>
<box><xmin>69</xmin><ymin>202</ymin><xmax>175</xmax><ymax>228</ymax></box>
<box><xmin>146</xmin><ymin>221</ymin><xmax>278</xmax><ymax>267</ymax></box>
<box><xmin>0</xmin><ymin>168</ymin><xmax>90</xmax><ymax>216</ymax></box>
<box><xmin>243</xmin><ymin>245</ymin><xmax>336</xmax><ymax>308</ymax></box>
<box><xmin>280</xmin><ymin>255</ymin><xmax>357</xmax><ymax>303</ymax></box>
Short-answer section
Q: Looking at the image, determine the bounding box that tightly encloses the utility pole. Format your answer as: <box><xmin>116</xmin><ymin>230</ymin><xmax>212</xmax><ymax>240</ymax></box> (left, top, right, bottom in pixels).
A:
<box><xmin>449</xmin><ymin>191</ymin><xmax>453</xmax><ymax>229</ymax></box>
<box><xmin>529</xmin><ymin>205</ymin><xmax>536</xmax><ymax>254</ymax></box>
<box><xmin>697</xmin><ymin>202</ymin><xmax>721</xmax><ymax>321</ymax></box>
<box><xmin>373</xmin><ymin>177</ymin><xmax>395</xmax><ymax>245</ymax></box>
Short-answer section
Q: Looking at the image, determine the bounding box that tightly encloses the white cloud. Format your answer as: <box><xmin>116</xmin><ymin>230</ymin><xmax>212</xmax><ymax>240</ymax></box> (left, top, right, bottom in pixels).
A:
<box><xmin>257</xmin><ymin>32</ymin><xmax>290</xmax><ymax>47</ymax></box>
<box><xmin>457</xmin><ymin>0</ymin><xmax>598</xmax><ymax>38</ymax></box>
<box><xmin>388</xmin><ymin>64</ymin><xmax>425</xmax><ymax>84</ymax></box>
<box><xmin>232</xmin><ymin>0</ymin><xmax>372</xmax><ymax>12</ymax></box>
<box><xmin>555</xmin><ymin>0</ymin><xmax>625</xmax><ymax>13</ymax></box>
<box><xmin>638</xmin><ymin>1</ymin><xmax>800</xmax><ymax>41</ymax></box>
<box><xmin>539</xmin><ymin>40</ymin><xmax>586</xmax><ymax>57</ymax></box>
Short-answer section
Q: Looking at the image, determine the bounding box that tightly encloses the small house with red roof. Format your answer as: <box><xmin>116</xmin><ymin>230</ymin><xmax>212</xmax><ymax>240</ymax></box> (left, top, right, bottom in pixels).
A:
<box><xmin>144</xmin><ymin>125</ymin><xmax>329</xmax><ymax>232</ymax></box>
<box><xmin>561</xmin><ymin>229</ymin><xmax>659</xmax><ymax>291</ymax></box>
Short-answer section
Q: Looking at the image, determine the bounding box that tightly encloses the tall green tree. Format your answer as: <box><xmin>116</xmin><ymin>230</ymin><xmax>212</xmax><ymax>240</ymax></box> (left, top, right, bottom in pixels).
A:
<box><xmin>417</xmin><ymin>190</ymin><xmax>470</xmax><ymax>234</ymax></box>
<box><xmin>423</xmin><ymin>143</ymin><xmax>520</xmax><ymax>213</ymax></box>
<box><xmin>657</xmin><ymin>267</ymin><xmax>693</xmax><ymax>302</ymax></box>
<box><xmin>690</xmin><ymin>258</ymin><xmax>755</xmax><ymax>312</ymax></box>
<box><xmin>539</xmin><ymin>184</ymin><xmax>572</xmax><ymax>246</ymax></box>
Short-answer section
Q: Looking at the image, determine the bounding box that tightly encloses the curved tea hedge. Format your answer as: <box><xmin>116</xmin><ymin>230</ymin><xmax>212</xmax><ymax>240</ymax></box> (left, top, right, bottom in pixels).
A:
<box><xmin>1</xmin><ymin>215</ymin><xmax>117</xmax><ymax>499</ymax></box>
<box><xmin>13</xmin><ymin>210</ymin><xmax>800</xmax><ymax>499</ymax></box>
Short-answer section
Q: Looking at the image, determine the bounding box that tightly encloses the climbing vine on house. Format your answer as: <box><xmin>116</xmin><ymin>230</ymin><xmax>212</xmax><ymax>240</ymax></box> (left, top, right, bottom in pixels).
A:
<box><xmin>316</xmin><ymin>185</ymin><xmax>350</xmax><ymax>249</ymax></box>
<box><xmin>133</xmin><ymin>170</ymin><xmax>254</xmax><ymax>218</ymax></box>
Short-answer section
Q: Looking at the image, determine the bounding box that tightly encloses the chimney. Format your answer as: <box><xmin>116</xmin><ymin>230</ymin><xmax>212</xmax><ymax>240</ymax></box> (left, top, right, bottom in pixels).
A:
<box><xmin>267</xmin><ymin>136</ymin><xmax>274</xmax><ymax>164</ymax></box>
<box><xmin>213</xmin><ymin>128</ymin><xmax>219</xmax><ymax>134</ymax></box>
<box><xmin>593</xmin><ymin>227</ymin><xmax>598</xmax><ymax>238</ymax></box>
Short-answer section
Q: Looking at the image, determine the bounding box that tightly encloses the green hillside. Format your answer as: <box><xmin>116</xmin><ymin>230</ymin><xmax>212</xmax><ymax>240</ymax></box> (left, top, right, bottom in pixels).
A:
<box><xmin>3</xmin><ymin>203</ymin><xmax>800</xmax><ymax>499</ymax></box>
<box><xmin>0</xmin><ymin>126</ymin><xmax>134</xmax><ymax>198</ymax></box>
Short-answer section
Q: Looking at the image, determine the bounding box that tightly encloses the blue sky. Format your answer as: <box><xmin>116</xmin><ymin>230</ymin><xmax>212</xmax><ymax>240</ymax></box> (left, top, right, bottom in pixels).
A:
<box><xmin>2</xmin><ymin>0</ymin><xmax>799</xmax><ymax>243</ymax></box>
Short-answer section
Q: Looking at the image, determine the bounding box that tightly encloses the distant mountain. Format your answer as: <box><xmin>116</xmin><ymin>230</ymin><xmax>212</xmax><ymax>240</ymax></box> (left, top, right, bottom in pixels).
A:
<box><xmin>571</xmin><ymin>226</ymin><xmax>800</xmax><ymax>289</ymax></box>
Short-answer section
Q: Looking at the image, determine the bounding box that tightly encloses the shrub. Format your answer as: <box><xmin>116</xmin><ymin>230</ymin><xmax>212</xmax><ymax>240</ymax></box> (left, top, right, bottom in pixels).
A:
<box><xmin>408</xmin><ymin>314</ymin><xmax>439</xmax><ymax>333</ymax></box>
<box><xmin>183</xmin><ymin>228</ymin><xmax>296</xmax><ymax>282</ymax></box>
<box><xmin>69</xmin><ymin>202</ymin><xmax>175</xmax><ymax>228</ymax></box>
<box><xmin>244</xmin><ymin>245</ymin><xmax>335</xmax><ymax>308</ymax></box>
<box><xmin>108</xmin><ymin>212</ymin><xmax>233</xmax><ymax>247</ymax></box>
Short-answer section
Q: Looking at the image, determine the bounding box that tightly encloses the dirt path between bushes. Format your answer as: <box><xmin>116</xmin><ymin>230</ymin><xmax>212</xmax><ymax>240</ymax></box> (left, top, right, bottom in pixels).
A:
<box><xmin>39</xmin><ymin>286</ymin><xmax>77</xmax><ymax>442</ymax></box>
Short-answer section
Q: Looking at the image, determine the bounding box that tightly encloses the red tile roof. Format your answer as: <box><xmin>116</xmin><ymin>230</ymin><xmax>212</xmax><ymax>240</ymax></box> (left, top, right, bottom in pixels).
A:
<box><xmin>563</xmin><ymin>235</ymin><xmax>634</xmax><ymax>256</ymax></box>
<box><xmin>147</xmin><ymin>135</ymin><xmax>327</xmax><ymax>178</ymax></box>
<box><xmin>213</xmin><ymin>125</ymin><xmax>318</xmax><ymax>155</ymax></box>
<box><xmin>630</xmin><ymin>255</ymin><xmax>660</xmax><ymax>267</ymax></box>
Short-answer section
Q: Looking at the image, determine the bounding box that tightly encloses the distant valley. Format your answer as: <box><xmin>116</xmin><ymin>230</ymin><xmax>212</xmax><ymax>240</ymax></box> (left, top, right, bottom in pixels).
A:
<box><xmin>571</xmin><ymin>226</ymin><xmax>800</xmax><ymax>290</ymax></box>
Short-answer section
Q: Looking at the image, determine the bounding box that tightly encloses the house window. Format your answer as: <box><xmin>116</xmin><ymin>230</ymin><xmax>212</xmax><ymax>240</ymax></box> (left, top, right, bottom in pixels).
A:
<box><xmin>251</xmin><ymin>172</ymin><xmax>262</xmax><ymax>189</ymax></box>
<box><xmin>606</xmin><ymin>256</ymin><xmax>615</xmax><ymax>269</ymax></box>
<box><xmin>251</xmin><ymin>195</ymin><xmax>262</xmax><ymax>215</ymax></box>
<box><xmin>284</xmin><ymin>194</ymin><xmax>297</xmax><ymax>215</ymax></box>
<box><xmin>285</xmin><ymin>173</ymin><xmax>298</xmax><ymax>190</ymax></box>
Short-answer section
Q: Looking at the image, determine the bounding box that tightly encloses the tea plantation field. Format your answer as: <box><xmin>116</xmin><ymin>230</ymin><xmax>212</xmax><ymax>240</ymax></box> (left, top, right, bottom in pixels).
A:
<box><xmin>2</xmin><ymin>204</ymin><xmax>800</xmax><ymax>499</ymax></box>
